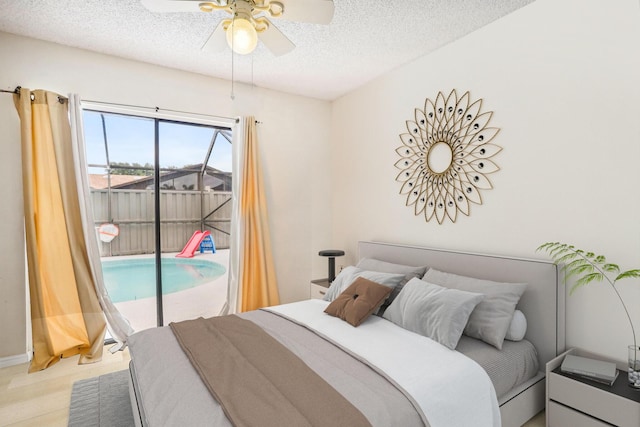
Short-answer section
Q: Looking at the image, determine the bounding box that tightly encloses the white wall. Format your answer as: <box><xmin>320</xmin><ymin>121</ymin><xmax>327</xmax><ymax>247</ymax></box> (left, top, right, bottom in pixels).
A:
<box><xmin>331</xmin><ymin>0</ymin><xmax>640</xmax><ymax>364</ymax></box>
<box><xmin>0</xmin><ymin>32</ymin><xmax>332</xmax><ymax>359</ymax></box>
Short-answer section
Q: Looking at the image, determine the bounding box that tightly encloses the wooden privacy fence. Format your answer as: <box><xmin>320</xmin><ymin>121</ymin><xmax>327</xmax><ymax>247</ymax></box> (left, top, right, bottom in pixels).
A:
<box><xmin>91</xmin><ymin>189</ymin><xmax>232</xmax><ymax>256</ymax></box>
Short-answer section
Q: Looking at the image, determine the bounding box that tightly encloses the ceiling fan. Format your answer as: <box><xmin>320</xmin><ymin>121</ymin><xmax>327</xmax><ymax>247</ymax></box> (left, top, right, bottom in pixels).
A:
<box><xmin>141</xmin><ymin>0</ymin><xmax>335</xmax><ymax>56</ymax></box>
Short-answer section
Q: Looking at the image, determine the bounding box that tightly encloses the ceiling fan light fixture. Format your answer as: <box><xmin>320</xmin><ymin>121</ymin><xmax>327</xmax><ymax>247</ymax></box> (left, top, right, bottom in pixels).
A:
<box><xmin>226</xmin><ymin>18</ymin><xmax>258</xmax><ymax>54</ymax></box>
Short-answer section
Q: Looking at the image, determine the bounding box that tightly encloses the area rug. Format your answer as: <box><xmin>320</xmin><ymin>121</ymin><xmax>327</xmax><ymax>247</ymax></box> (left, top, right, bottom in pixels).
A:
<box><xmin>68</xmin><ymin>369</ymin><xmax>134</xmax><ymax>427</ymax></box>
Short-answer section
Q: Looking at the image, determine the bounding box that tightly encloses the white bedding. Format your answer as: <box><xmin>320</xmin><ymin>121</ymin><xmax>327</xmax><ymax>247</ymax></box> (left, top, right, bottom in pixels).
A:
<box><xmin>268</xmin><ymin>299</ymin><xmax>501</xmax><ymax>427</ymax></box>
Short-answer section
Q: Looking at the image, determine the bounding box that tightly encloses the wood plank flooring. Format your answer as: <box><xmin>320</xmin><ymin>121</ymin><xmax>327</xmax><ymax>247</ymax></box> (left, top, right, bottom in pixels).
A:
<box><xmin>0</xmin><ymin>344</ymin><xmax>545</xmax><ymax>426</ymax></box>
<box><xmin>0</xmin><ymin>346</ymin><xmax>130</xmax><ymax>426</ymax></box>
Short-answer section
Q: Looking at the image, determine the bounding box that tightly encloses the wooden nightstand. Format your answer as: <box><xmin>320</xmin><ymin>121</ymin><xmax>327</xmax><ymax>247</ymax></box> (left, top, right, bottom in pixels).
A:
<box><xmin>546</xmin><ymin>348</ymin><xmax>640</xmax><ymax>427</ymax></box>
<box><xmin>310</xmin><ymin>279</ymin><xmax>330</xmax><ymax>299</ymax></box>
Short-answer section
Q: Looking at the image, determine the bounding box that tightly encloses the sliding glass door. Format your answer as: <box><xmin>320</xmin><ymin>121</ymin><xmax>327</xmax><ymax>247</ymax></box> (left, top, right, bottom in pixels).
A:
<box><xmin>82</xmin><ymin>109</ymin><xmax>232</xmax><ymax>332</ymax></box>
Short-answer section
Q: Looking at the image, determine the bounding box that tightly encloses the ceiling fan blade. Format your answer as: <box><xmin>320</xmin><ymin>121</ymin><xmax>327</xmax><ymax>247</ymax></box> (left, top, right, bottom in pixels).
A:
<box><xmin>201</xmin><ymin>20</ymin><xmax>228</xmax><ymax>52</ymax></box>
<box><xmin>140</xmin><ymin>0</ymin><xmax>204</xmax><ymax>13</ymax></box>
<box><xmin>258</xmin><ymin>22</ymin><xmax>295</xmax><ymax>56</ymax></box>
<box><xmin>276</xmin><ymin>0</ymin><xmax>334</xmax><ymax>24</ymax></box>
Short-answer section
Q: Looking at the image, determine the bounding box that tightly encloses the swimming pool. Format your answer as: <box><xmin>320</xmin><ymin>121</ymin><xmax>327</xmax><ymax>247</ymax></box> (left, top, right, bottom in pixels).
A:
<box><xmin>102</xmin><ymin>258</ymin><xmax>226</xmax><ymax>303</ymax></box>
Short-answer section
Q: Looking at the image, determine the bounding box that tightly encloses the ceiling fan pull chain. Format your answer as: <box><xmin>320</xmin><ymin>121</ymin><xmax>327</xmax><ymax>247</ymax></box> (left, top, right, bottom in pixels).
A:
<box><xmin>230</xmin><ymin>14</ymin><xmax>235</xmax><ymax>100</ymax></box>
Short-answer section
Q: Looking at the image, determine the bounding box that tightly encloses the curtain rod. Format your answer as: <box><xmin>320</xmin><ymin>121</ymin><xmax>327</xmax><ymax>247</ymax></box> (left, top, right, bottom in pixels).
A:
<box><xmin>1</xmin><ymin>86</ymin><xmax>64</xmax><ymax>104</ymax></box>
<box><xmin>3</xmin><ymin>89</ymin><xmax>260</xmax><ymax>124</ymax></box>
<box><xmin>0</xmin><ymin>86</ymin><xmax>21</xmax><ymax>95</ymax></box>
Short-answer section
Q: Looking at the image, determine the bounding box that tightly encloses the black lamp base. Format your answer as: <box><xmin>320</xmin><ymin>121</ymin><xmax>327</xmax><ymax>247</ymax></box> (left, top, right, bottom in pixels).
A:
<box><xmin>319</xmin><ymin>250</ymin><xmax>345</xmax><ymax>283</ymax></box>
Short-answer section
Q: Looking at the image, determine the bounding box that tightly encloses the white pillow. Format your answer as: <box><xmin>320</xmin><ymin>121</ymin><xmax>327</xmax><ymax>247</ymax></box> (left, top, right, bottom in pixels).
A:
<box><xmin>505</xmin><ymin>310</ymin><xmax>527</xmax><ymax>341</ymax></box>
<box><xmin>322</xmin><ymin>266</ymin><xmax>405</xmax><ymax>302</ymax></box>
<box><xmin>383</xmin><ymin>278</ymin><xmax>484</xmax><ymax>350</ymax></box>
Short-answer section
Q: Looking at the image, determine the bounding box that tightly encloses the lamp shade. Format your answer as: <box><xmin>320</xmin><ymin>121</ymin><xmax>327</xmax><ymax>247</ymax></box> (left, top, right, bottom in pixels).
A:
<box><xmin>226</xmin><ymin>18</ymin><xmax>258</xmax><ymax>55</ymax></box>
<box><xmin>319</xmin><ymin>250</ymin><xmax>345</xmax><ymax>283</ymax></box>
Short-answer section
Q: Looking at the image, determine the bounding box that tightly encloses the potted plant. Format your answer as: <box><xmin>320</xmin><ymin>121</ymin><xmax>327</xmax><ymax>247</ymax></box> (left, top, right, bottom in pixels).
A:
<box><xmin>537</xmin><ymin>242</ymin><xmax>640</xmax><ymax>388</ymax></box>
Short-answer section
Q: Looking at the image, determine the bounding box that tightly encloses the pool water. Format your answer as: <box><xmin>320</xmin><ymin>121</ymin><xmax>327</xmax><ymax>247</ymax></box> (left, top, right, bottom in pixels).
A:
<box><xmin>102</xmin><ymin>258</ymin><xmax>226</xmax><ymax>303</ymax></box>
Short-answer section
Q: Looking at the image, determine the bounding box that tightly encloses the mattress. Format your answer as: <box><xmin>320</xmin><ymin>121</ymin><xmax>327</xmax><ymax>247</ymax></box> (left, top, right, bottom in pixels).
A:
<box><xmin>456</xmin><ymin>335</ymin><xmax>539</xmax><ymax>398</ymax></box>
<box><xmin>128</xmin><ymin>301</ymin><xmax>533</xmax><ymax>426</ymax></box>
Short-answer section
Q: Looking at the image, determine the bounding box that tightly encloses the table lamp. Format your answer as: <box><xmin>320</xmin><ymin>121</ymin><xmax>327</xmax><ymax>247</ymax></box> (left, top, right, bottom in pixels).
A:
<box><xmin>318</xmin><ymin>249</ymin><xmax>345</xmax><ymax>283</ymax></box>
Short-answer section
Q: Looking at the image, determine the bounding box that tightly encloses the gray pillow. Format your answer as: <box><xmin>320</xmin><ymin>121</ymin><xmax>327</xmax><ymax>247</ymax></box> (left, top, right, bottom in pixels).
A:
<box><xmin>422</xmin><ymin>268</ymin><xmax>527</xmax><ymax>350</ymax></box>
<box><xmin>323</xmin><ymin>266</ymin><xmax>405</xmax><ymax>302</ymax></box>
<box><xmin>356</xmin><ymin>258</ymin><xmax>428</xmax><ymax>314</ymax></box>
<box><xmin>383</xmin><ymin>278</ymin><xmax>484</xmax><ymax>350</ymax></box>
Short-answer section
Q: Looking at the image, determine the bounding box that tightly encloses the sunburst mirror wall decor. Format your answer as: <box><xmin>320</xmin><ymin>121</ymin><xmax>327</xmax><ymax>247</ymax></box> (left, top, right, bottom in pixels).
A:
<box><xmin>395</xmin><ymin>90</ymin><xmax>501</xmax><ymax>224</ymax></box>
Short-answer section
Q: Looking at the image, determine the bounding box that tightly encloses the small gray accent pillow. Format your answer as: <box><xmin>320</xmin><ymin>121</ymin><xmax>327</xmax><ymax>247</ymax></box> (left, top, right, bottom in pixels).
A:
<box><xmin>383</xmin><ymin>278</ymin><xmax>484</xmax><ymax>350</ymax></box>
<box><xmin>323</xmin><ymin>266</ymin><xmax>405</xmax><ymax>302</ymax></box>
<box><xmin>422</xmin><ymin>268</ymin><xmax>527</xmax><ymax>350</ymax></box>
<box><xmin>356</xmin><ymin>258</ymin><xmax>428</xmax><ymax>314</ymax></box>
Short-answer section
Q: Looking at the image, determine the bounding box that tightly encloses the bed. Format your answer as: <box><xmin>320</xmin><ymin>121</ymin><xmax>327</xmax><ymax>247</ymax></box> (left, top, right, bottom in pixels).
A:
<box><xmin>127</xmin><ymin>241</ymin><xmax>565</xmax><ymax>427</ymax></box>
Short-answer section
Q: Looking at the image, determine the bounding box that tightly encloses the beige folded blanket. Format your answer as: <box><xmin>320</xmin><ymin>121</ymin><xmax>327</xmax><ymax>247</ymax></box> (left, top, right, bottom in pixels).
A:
<box><xmin>170</xmin><ymin>315</ymin><xmax>371</xmax><ymax>427</ymax></box>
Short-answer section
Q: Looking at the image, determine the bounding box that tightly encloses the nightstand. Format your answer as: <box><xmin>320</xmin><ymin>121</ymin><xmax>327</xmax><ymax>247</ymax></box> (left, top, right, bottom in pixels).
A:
<box><xmin>310</xmin><ymin>279</ymin><xmax>330</xmax><ymax>299</ymax></box>
<box><xmin>546</xmin><ymin>348</ymin><xmax>640</xmax><ymax>427</ymax></box>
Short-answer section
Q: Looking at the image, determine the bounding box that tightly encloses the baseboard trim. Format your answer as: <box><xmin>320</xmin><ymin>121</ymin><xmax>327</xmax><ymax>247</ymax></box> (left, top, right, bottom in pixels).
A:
<box><xmin>0</xmin><ymin>352</ymin><xmax>30</xmax><ymax>368</ymax></box>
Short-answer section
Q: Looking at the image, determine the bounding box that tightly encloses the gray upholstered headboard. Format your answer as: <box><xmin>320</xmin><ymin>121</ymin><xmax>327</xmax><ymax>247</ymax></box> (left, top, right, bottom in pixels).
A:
<box><xmin>358</xmin><ymin>241</ymin><xmax>566</xmax><ymax>369</ymax></box>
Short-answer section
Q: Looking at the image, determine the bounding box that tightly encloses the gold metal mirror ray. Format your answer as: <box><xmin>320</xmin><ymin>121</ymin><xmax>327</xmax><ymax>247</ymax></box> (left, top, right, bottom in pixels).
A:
<box><xmin>395</xmin><ymin>90</ymin><xmax>501</xmax><ymax>224</ymax></box>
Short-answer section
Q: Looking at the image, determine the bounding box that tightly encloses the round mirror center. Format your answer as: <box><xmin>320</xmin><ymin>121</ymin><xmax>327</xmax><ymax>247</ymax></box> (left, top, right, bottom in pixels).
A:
<box><xmin>427</xmin><ymin>142</ymin><xmax>453</xmax><ymax>174</ymax></box>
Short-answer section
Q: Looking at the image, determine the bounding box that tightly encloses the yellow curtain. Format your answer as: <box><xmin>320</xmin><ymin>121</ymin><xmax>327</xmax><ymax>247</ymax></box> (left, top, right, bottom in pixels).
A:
<box><xmin>239</xmin><ymin>117</ymin><xmax>280</xmax><ymax>311</ymax></box>
<box><xmin>14</xmin><ymin>88</ymin><xmax>106</xmax><ymax>372</ymax></box>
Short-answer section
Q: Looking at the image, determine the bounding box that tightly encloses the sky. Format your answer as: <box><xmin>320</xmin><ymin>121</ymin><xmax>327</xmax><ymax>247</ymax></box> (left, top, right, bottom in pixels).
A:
<box><xmin>83</xmin><ymin>110</ymin><xmax>232</xmax><ymax>175</ymax></box>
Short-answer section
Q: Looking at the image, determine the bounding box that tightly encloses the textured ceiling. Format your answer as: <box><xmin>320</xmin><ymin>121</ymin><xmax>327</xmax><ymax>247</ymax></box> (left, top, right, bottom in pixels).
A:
<box><xmin>0</xmin><ymin>0</ymin><xmax>536</xmax><ymax>100</ymax></box>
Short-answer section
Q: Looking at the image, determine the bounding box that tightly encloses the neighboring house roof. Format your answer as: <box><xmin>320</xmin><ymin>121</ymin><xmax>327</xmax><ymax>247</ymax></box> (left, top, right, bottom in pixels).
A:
<box><xmin>110</xmin><ymin>164</ymin><xmax>231</xmax><ymax>191</ymax></box>
<box><xmin>89</xmin><ymin>165</ymin><xmax>230</xmax><ymax>190</ymax></box>
<box><xmin>89</xmin><ymin>174</ymin><xmax>145</xmax><ymax>189</ymax></box>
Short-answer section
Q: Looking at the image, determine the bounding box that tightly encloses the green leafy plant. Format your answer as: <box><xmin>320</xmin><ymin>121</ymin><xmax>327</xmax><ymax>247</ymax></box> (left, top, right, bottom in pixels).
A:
<box><xmin>537</xmin><ymin>242</ymin><xmax>640</xmax><ymax>351</ymax></box>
